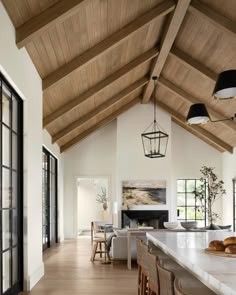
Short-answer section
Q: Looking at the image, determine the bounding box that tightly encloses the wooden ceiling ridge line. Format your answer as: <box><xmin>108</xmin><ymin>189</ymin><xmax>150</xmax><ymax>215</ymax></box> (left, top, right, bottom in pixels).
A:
<box><xmin>60</xmin><ymin>97</ymin><xmax>140</xmax><ymax>153</ymax></box>
<box><xmin>16</xmin><ymin>0</ymin><xmax>86</xmax><ymax>49</ymax></box>
<box><xmin>142</xmin><ymin>0</ymin><xmax>191</xmax><ymax>104</ymax></box>
<box><xmin>156</xmin><ymin>100</ymin><xmax>233</xmax><ymax>154</ymax></box>
<box><xmin>42</xmin><ymin>0</ymin><xmax>176</xmax><ymax>91</ymax></box>
<box><xmin>189</xmin><ymin>0</ymin><xmax>236</xmax><ymax>38</ymax></box>
<box><xmin>52</xmin><ymin>76</ymin><xmax>148</xmax><ymax>143</ymax></box>
<box><xmin>43</xmin><ymin>47</ymin><xmax>159</xmax><ymax>128</ymax></box>
<box><xmin>158</xmin><ymin>77</ymin><xmax>236</xmax><ymax>132</ymax></box>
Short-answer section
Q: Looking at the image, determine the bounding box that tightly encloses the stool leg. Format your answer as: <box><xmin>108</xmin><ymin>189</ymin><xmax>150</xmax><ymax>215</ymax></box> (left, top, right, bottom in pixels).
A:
<box><xmin>91</xmin><ymin>242</ymin><xmax>98</xmax><ymax>262</ymax></box>
<box><xmin>99</xmin><ymin>242</ymin><xmax>102</xmax><ymax>258</ymax></box>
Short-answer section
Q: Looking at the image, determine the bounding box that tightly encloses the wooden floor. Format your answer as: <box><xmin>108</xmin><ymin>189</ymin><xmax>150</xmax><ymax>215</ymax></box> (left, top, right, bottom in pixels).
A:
<box><xmin>22</xmin><ymin>237</ymin><xmax>137</xmax><ymax>294</ymax></box>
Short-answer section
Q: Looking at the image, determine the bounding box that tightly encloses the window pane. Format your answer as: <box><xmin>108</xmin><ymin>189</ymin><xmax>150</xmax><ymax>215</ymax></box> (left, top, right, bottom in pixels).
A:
<box><xmin>196</xmin><ymin>208</ymin><xmax>205</xmax><ymax>220</ymax></box>
<box><xmin>2</xmin><ymin>84</ymin><xmax>11</xmax><ymax>126</ymax></box>
<box><xmin>12</xmin><ymin>171</ymin><xmax>18</xmax><ymax>208</ymax></box>
<box><xmin>186</xmin><ymin>193</ymin><xmax>196</xmax><ymax>206</ymax></box>
<box><xmin>3</xmin><ymin>168</ymin><xmax>11</xmax><ymax>208</ymax></box>
<box><xmin>12</xmin><ymin>209</ymin><xmax>18</xmax><ymax>246</ymax></box>
<box><xmin>177</xmin><ymin>180</ymin><xmax>185</xmax><ymax>192</ymax></box>
<box><xmin>2</xmin><ymin>210</ymin><xmax>10</xmax><ymax>250</ymax></box>
<box><xmin>12</xmin><ymin>95</ymin><xmax>18</xmax><ymax>132</ymax></box>
<box><xmin>187</xmin><ymin>207</ymin><xmax>196</xmax><ymax>220</ymax></box>
<box><xmin>3</xmin><ymin>250</ymin><xmax>11</xmax><ymax>292</ymax></box>
<box><xmin>3</xmin><ymin>125</ymin><xmax>10</xmax><ymax>167</ymax></box>
<box><xmin>177</xmin><ymin>193</ymin><xmax>185</xmax><ymax>206</ymax></box>
<box><xmin>177</xmin><ymin>207</ymin><xmax>185</xmax><ymax>219</ymax></box>
<box><xmin>12</xmin><ymin>133</ymin><xmax>18</xmax><ymax>170</ymax></box>
<box><xmin>13</xmin><ymin>247</ymin><xmax>18</xmax><ymax>284</ymax></box>
<box><xmin>186</xmin><ymin>180</ymin><xmax>195</xmax><ymax>193</ymax></box>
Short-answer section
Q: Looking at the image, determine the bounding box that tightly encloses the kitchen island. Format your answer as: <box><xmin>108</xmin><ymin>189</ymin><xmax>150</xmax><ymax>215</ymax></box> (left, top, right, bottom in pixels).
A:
<box><xmin>146</xmin><ymin>231</ymin><xmax>236</xmax><ymax>295</ymax></box>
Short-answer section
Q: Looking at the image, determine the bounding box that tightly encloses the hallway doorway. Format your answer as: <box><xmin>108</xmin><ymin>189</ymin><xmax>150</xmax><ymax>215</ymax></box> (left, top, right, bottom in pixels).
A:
<box><xmin>77</xmin><ymin>177</ymin><xmax>110</xmax><ymax>236</ymax></box>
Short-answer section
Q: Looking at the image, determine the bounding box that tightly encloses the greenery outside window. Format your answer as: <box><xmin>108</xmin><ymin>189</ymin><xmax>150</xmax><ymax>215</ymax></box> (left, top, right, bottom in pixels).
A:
<box><xmin>177</xmin><ymin>179</ymin><xmax>207</xmax><ymax>227</ymax></box>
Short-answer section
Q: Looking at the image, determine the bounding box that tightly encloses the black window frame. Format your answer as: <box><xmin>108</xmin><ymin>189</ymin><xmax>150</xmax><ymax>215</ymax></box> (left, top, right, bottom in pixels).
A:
<box><xmin>177</xmin><ymin>179</ymin><xmax>207</xmax><ymax>226</ymax></box>
<box><xmin>0</xmin><ymin>72</ymin><xmax>24</xmax><ymax>295</ymax></box>
<box><xmin>42</xmin><ymin>147</ymin><xmax>58</xmax><ymax>251</ymax></box>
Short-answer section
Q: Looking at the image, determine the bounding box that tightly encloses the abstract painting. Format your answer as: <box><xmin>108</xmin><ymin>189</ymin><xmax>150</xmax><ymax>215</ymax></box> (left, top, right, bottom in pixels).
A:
<box><xmin>122</xmin><ymin>180</ymin><xmax>166</xmax><ymax>207</ymax></box>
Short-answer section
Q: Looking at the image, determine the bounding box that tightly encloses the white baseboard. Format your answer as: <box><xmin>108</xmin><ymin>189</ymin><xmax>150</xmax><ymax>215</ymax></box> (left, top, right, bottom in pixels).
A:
<box><xmin>25</xmin><ymin>263</ymin><xmax>44</xmax><ymax>291</ymax></box>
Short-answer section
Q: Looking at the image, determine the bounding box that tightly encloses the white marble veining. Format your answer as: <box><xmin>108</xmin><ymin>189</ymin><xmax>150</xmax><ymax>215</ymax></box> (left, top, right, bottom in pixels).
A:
<box><xmin>146</xmin><ymin>231</ymin><xmax>236</xmax><ymax>295</ymax></box>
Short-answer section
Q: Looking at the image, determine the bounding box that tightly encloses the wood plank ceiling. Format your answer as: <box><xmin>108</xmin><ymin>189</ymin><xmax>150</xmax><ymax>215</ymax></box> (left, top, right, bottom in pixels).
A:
<box><xmin>2</xmin><ymin>0</ymin><xmax>236</xmax><ymax>153</ymax></box>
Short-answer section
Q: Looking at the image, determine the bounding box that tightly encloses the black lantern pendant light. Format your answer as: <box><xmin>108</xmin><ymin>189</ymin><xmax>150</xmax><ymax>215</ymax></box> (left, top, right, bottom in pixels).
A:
<box><xmin>213</xmin><ymin>70</ymin><xmax>236</xmax><ymax>100</ymax></box>
<box><xmin>141</xmin><ymin>76</ymin><xmax>169</xmax><ymax>158</ymax></box>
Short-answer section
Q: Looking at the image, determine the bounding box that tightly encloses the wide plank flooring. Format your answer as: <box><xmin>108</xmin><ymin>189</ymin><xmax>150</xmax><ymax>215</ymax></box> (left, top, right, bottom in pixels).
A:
<box><xmin>22</xmin><ymin>237</ymin><xmax>137</xmax><ymax>294</ymax></box>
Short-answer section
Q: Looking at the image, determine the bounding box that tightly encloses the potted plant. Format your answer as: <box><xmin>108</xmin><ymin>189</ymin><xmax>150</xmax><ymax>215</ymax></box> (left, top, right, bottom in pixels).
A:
<box><xmin>194</xmin><ymin>166</ymin><xmax>226</xmax><ymax>229</ymax></box>
<box><xmin>96</xmin><ymin>187</ymin><xmax>108</xmax><ymax>210</ymax></box>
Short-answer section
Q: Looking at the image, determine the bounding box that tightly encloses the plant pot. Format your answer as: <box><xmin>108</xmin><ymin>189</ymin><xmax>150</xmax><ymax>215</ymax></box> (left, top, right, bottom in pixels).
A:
<box><xmin>206</xmin><ymin>223</ymin><xmax>221</xmax><ymax>230</ymax></box>
<box><xmin>103</xmin><ymin>203</ymin><xmax>108</xmax><ymax>211</ymax></box>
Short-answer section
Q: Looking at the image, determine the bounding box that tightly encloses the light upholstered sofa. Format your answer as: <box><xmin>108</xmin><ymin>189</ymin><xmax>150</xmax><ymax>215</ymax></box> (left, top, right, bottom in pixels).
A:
<box><xmin>109</xmin><ymin>229</ymin><xmax>146</xmax><ymax>260</ymax></box>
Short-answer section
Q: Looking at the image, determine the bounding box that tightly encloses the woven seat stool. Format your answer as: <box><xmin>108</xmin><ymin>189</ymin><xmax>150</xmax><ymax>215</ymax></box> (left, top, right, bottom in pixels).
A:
<box><xmin>174</xmin><ymin>276</ymin><xmax>216</xmax><ymax>295</ymax></box>
<box><xmin>91</xmin><ymin>238</ymin><xmax>110</xmax><ymax>262</ymax></box>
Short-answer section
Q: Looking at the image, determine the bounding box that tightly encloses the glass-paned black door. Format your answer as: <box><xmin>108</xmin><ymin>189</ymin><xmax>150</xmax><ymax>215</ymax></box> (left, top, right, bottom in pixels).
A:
<box><xmin>0</xmin><ymin>73</ymin><xmax>23</xmax><ymax>294</ymax></box>
<box><xmin>42</xmin><ymin>148</ymin><xmax>58</xmax><ymax>251</ymax></box>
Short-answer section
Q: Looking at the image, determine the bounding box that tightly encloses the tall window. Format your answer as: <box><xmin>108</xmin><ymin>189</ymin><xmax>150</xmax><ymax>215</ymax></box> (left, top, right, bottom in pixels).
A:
<box><xmin>42</xmin><ymin>148</ymin><xmax>58</xmax><ymax>251</ymax></box>
<box><xmin>177</xmin><ymin>179</ymin><xmax>206</xmax><ymax>227</ymax></box>
<box><xmin>0</xmin><ymin>73</ymin><xmax>23</xmax><ymax>294</ymax></box>
<box><xmin>233</xmin><ymin>179</ymin><xmax>236</xmax><ymax>231</ymax></box>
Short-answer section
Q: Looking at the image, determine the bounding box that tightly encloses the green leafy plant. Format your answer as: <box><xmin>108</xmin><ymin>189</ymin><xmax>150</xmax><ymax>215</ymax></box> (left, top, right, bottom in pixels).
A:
<box><xmin>194</xmin><ymin>166</ymin><xmax>226</xmax><ymax>225</ymax></box>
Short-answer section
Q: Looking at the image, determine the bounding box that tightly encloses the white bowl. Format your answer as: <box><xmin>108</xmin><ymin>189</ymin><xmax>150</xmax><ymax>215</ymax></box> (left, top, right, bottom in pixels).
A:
<box><xmin>163</xmin><ymin>222</ymin><xmax>178</xmax><ymax>230</ymax></box>
<box><xmin>180</xmin><ymin>221</ymin><xmax>197</xmax><ymax>230</ymax></box>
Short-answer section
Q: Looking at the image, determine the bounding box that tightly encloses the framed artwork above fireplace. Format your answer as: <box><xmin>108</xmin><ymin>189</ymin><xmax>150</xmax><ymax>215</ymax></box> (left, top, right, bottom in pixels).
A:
<box><xmin>122</xmin><ymin>180</ymin><xmax>166</xmax><ymax>207</ymax></box>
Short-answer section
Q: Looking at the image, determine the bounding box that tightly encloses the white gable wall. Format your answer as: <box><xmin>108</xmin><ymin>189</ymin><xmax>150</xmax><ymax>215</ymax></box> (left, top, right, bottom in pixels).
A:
<box><xmin>63</xmin><ymin>103</ymin><xmax>224</xmax><ymax>237</ymax></box>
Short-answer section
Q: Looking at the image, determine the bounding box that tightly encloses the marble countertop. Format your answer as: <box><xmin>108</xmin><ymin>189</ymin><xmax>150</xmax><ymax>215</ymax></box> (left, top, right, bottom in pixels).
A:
<box><xmin>146</xmin><ymin>231</ymin><xmax>236</xmax><ymax>295</ymax></box>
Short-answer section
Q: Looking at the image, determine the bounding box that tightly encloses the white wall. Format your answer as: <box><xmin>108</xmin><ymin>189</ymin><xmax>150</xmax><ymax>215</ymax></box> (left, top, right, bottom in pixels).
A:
<box><xmin>63</xmin><ymin>103</ymin><xmax>225</xmax><ymax>234</ymax></box>
<box><xmin>222</xmin><ymin>148</ymin><xmax>236</xmax><ymax>225</ymax></box>
<box><xmin>43</xmin><ymin>130</ymin><xmax>64</xmax><ymax>241</ymax></box>
<box><xmin>63</xmin><ymin>121</ymin><xmax>116</xmax><ymax>238</ymax></box>
<box><xmin>116</xmin><ymin>104</ymin><xmax>172</xmax><ymax>221</ymax></box>
<box><xmin>0</xmin><ymin>2</ymin><xmax>43</xmax><ymax>290</ymax></box>
<box><xmin>172</xmin><ymin>122</ymin><xmax>223</xmax><ymax>222</ymax></box>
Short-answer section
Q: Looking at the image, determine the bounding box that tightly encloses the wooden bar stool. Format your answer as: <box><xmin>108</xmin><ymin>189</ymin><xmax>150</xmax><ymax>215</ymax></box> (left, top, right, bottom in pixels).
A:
<box><xmin>174</xmin><ymin>277</ymin><xmax>216</xmax><ymax>295</ymax></box>
<box><xmin>136</xmin><ymin>238</ymin><xmax>143</xmax><ymax>295</ymax></box>
<box><xmin>91</xmin><ymin>238</ymin><xmax>110</xmax><ymax>263</ymax></box>
<box><xmin>136</xmin><ymin>239</ymin><xmax>150</xmax><ymax>295</ymax></box>
<box><xmin>157</xmin><ymin>260</ymin><xmax>216</xmax><ymax>295</ymax></box>
<box><xmin>146</xmin><ymin>251</ymin><xmax>159</xmax><ymax>295</ymax></box>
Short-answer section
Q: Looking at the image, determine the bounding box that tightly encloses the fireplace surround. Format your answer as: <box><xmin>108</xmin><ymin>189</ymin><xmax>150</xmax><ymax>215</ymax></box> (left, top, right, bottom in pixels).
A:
<box><xmin>121</xmin><ymin>210</ymin><xmax>168</xmax><ymax>229</ymax></box>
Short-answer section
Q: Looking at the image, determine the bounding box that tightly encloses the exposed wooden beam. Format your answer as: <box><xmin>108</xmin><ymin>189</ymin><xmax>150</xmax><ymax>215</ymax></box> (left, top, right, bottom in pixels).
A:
<box><xmin>60</xmin><ymin>97</ymin><xmax>140</xmax><ymax>152</ymax></box>
<box><xmin>42</xmin><ymin>0</ymin><xmax>175</xmax><ymax>91</ymax></box>
<box><xmin>169</xmin><ymin>47</ymin><xmax>217</xmax><ymax>82</ymax></box>
<box><xmin>43</xmin><ymin>47</ymin><xmax>159</xmax><ymax>128</ymax></box>
<box><xmin>158</xmin><ymin>77</ymin><xmax>236</xmax><ymax>132</ymax></box>
<box><xmin>156</xmin><ymin>99</ymin><xmax>233</xmax><ymax>153</ymax></box>
<box><xmin>142</xmin><ymin>0</ymin><xmax>191</xmax><ymax>103</ymax></box>
<box><xmin>16</xmin><ymin>0</ymin><xmax>85</xmax><ymax>49</ymax></box>
<box><xmin>172</xmin><ymin>118</ymin><xmax>224</xmax><ymax>153</ymax></box>
<box><xmin>52</xmin><ymin>77</ymin><xmax>148</xmax><ymax>143</ymax></box>
<box><xmin>189</xmin><ymin>0</ymin><xmax>236</xmax><ymax>38</ymax></box>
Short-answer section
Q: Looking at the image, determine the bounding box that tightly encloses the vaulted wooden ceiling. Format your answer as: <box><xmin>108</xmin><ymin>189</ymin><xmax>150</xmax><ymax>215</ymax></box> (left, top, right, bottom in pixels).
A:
<box><xmin>2</xmin><ymin>0</ymin><xmax>236</xmax><ymax>153</ymax></box>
